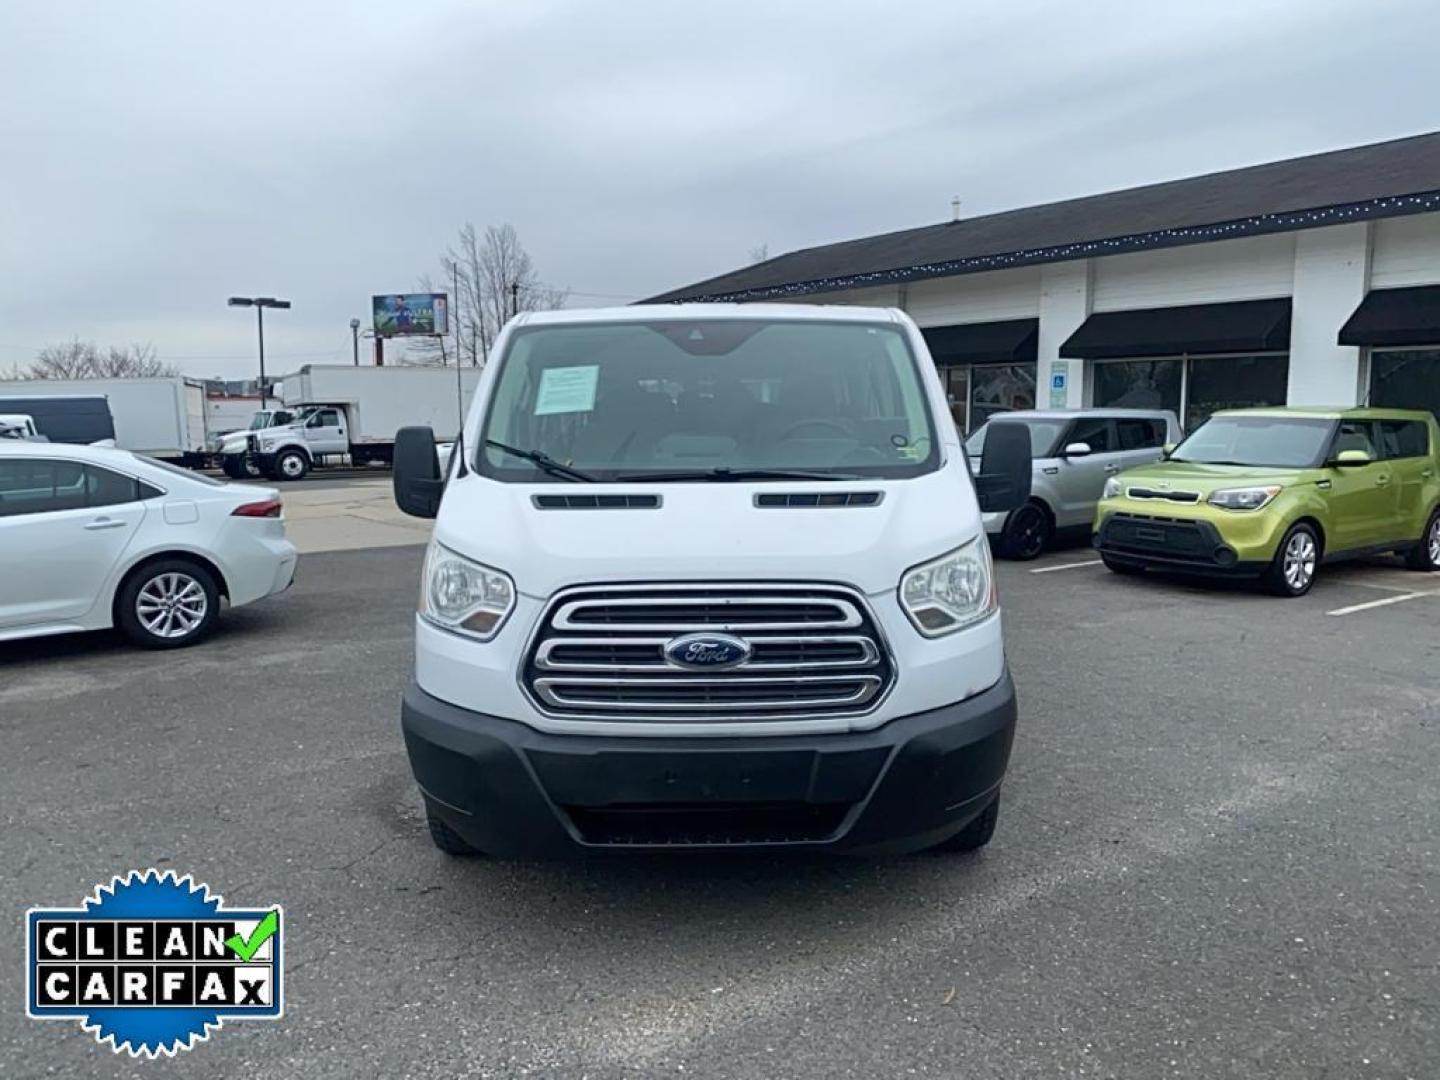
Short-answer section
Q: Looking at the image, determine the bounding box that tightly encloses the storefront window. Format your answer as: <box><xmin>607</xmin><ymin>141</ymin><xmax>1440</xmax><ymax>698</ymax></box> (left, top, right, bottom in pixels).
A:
<box><xmin>1370</xmin><ymin>349</ymin><xmax>1440</xmax><ymax>421</ymax></box>
<box><xmin>934</xmin><ymin>361</ymin><xmax>1036</xmax><ymax>432</ymax></box>
<box><xmin>968</xmin><ymin>363</ymin><xmax>1036</xmax><ymax>429</ymax></box>
<box><xmin>941</xmin><ymin>365</ymin><xmax>968</xmax><ymax>429</ymax></box>
<box><xmin>1090</xmin><ymin>353</ymin><xmax>1288</xmax><ymax>432</ymax></box>
<box><xmin>1092</xmin><ymin>359</ymin><xmax>1182</xmax><ymax>414</ymax></box>
<box><xmin>1184</xmin><ymin>354</ymin><xmax>1290</xmax><ymax>431</ymax></box>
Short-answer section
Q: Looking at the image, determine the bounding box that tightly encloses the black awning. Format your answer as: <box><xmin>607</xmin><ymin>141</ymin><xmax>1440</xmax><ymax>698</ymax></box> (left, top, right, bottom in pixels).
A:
<box><xmin>921</xmin><ymin>318</ymin><xmax>1038</xmax><ymax>366</ymax></box>
<box><xmin>1339</xmin><ymin>285</ymin><xmax>1440</xmax><ymax>347</ymax></box>
<box><xmin>1060</xmin><ymin>298</ymin><xmax>1292</xmax><ymax>359</ymax></box>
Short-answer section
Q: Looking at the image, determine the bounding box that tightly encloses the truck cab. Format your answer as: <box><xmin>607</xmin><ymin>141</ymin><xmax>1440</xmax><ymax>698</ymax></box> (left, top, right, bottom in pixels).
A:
<box><xmin>390</xmin><ymin>305</ymin><xmax>1032</xmax><ymax>858</ymax></box>
<box><xmin>0</xmin><ymin>414</ymin><xmax>42</xmax><ymax>441</ymax></box>
<box><xmin>216</xmin><ymin>405</ymin><xmax>346</xmax><ymax>480</ymax></box>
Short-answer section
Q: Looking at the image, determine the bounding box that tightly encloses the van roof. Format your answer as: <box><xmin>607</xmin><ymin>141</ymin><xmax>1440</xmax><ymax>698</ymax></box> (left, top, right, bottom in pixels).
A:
<box><xmin>515</xmin><ymin>303</ymin><xmax>905</xmax><ymax>327</ymax></box>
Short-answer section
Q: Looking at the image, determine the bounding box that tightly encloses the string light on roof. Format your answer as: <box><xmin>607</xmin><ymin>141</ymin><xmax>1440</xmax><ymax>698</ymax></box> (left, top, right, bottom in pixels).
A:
<box><xmin>683</xmin><ymin>190</ymin><xmax>1440</xmax><ymax>303</ymax></box>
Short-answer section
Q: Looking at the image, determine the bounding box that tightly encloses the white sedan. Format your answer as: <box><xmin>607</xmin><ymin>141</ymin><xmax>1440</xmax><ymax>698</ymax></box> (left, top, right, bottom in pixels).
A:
<box><xmin>0</xmin><ymin>441</ymin><xmax>297</xmax><ymax>648</ymax></box>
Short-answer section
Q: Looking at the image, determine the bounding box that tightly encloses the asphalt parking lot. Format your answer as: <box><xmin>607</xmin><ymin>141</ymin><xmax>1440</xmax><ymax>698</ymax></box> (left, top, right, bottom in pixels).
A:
<box><xmin>2</xmin><ymin>512</ymin><xmax>1437</xmax><ymax>1078</ymax></box>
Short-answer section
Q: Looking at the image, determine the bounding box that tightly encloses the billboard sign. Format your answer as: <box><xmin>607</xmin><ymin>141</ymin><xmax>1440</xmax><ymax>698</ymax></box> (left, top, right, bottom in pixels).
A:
<box><xmin>372</xmin><ymin>293</ymin><xmax>448</xmax><ymax>337</ymax></box>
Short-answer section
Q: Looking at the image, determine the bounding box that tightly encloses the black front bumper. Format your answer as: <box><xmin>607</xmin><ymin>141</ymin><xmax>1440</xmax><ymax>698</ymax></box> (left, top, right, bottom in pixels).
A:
<box><xmin>1094</xmin><ymin>512</ymin><xmax>1265</xmax><ymax>577</ymax></box>
<box><xmin>401</xmin><ymin>672</ymin><xmax>1017</xmax><ymax>857</ymax></box>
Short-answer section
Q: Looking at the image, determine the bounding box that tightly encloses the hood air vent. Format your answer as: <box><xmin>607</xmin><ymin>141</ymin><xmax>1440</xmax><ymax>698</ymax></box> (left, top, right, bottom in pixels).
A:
<box><xmin>754</xmin><ymin>492</ymin><xmax>883</xmax><ymax>508</ymax></box>
<box><xmin>532</xmin><ymin>494</ymin><xmax>661</xmax><ymax>509</ymax></box>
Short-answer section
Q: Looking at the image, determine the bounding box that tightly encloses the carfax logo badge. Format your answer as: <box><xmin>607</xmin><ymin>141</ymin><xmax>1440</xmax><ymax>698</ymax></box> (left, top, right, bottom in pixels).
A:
<box><xmin>25</xmin><ymin>870</ymin><xmax>283</xmax><ymax>1057</ymax></box>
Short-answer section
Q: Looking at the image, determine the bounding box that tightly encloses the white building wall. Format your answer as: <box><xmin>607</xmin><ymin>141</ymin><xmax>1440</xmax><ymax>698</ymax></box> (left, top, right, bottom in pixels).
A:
<box><xmin>1036</xmin><ymin>262</ymin><xmax>1091</xmax><ymax>409</ymax></box>
<box><xmin>1287</xmin><ymin>222</ymin><xmax>1371</xmax><ymax>407</ymax></box>
<box><xmin>1370</xmin><ymin>212</ymin><xmax>1440</xmax><ymax>287</ymax></box>
<box><xmin>904</xmin><ymin>266</ymin><xmax>1041</xmax><ymax>326</ymax></box>
<box><xmin>1090</xmin><ymin>233</ymin><xmax>1295</xmax><ymax>311</ymax></box>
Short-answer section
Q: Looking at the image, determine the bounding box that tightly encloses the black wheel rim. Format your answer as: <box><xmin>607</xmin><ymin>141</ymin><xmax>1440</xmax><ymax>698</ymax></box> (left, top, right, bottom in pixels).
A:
<box><xmin>1012</xmin><ymin>506</ymin><xmax>1045</xmax><ymax>556</ymax></box>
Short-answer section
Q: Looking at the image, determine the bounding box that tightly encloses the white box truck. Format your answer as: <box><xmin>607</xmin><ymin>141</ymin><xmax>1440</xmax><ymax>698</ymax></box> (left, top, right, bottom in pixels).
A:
<box><xmin>0</xmin><ymin>377</ymin><xmax>207</xmax><ymax>462</ymax></box>
<box><xmin>215</xmin><ymin>364</ymin><xmax>481</xmax><ymax>480</ymax></box>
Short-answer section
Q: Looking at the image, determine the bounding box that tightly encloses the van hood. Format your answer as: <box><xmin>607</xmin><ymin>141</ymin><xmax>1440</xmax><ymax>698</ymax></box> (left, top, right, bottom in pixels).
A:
<box><xmin>432</xmin><ymin>460</ymin><xmax>980</xmax><ymax>598</ymax></box>
<box><xmin>1118</xmin><ymin>460</ymin><xmax>1312</xmax><ymax>494</ymax></box>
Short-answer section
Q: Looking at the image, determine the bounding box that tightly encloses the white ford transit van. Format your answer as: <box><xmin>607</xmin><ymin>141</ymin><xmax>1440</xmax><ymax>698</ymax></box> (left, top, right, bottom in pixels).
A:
<box><xmin>393</xmin><ymin>305</ymin><xmax>1031</xmax><ymax>857</ymax></box>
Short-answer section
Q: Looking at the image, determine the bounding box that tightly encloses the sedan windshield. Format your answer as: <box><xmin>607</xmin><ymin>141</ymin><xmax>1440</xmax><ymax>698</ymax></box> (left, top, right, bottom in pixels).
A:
<box><xmin>478</xmin><ymin>319</ymin><xmax>938</xmax><ymax>481</ymax></box>
<box><xmin>1171</xmin><ymin>415</ymin><xmax>1335</xmax><ymax>468</ymax></box>
<box><xmin>965</xmin><ymin>418</ymin><xmax>1065</xmax><ymax>459</ymax></box>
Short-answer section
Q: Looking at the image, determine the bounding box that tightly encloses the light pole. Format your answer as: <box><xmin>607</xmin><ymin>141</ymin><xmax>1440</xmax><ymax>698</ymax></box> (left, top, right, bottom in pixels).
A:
<box><xmin>349</xmin><ymin>318</ymin><xmax>361</xmax><ymax>366</ymax></box>
<box><xmin>227</xmin><ymin>296</ymin><xmax>291</xmax><ymax>405</ymax></box>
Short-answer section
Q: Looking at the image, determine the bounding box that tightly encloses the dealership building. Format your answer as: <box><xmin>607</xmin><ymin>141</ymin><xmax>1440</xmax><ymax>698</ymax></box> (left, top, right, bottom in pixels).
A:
<box><xmin>653</xmin><ymin>131</ymin><xmax>1440</xmax><ymax>433</ymax></box>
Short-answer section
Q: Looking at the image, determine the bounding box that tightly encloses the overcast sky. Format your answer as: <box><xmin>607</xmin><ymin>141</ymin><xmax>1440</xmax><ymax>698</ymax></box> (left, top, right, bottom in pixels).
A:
<box><xmin>3</xmin><ymin>0</ymin><xmax>1439</xmax><ymax>379</ymax></box>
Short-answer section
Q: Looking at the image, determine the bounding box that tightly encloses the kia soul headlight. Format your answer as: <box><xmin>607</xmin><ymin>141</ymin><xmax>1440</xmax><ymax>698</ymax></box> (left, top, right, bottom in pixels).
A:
<box><xmin>419</xmin><ymin>541</ymin><xmax>515</xmax><ymax>639</ymax></box>
<box><xmin>1207</xmin><ymin>485</ymin><xmax>1281</xmax><ymax>511</ymax></box>
<box><xmin>1102</xmin><ymin>476</ymin><xmax>1123</xmax><ymax>499</ymax></box>
<box><xmin>900</xmin><ymin>538</ymin><xmax>996</xmax><ymax>637</ymax></box>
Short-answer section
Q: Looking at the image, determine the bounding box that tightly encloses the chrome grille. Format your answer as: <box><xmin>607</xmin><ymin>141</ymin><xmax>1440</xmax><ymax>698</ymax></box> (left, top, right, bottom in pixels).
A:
<box><xmin>524</xmin><ymin>585</ymin><xmax>893</xmax><ymax>721</ymax></box>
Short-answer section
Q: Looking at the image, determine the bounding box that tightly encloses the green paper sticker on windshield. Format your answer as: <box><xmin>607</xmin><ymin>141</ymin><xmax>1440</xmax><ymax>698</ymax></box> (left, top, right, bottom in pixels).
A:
<box><xmin>534</xmin><ymin>365</ymin><xmax>599</xmax><ymax>416</ymax></box>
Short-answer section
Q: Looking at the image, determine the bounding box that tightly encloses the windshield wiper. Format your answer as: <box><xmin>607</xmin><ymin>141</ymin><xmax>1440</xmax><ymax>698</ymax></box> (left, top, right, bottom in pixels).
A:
<box><xmin>484</xmin><ymin>439</ymin><xmax>597</xmax><ymax>482</ymax></box>
<box><xmin>617</xmin><ymin>467</ymin><xmax>862</xmax><ymax>482</ymax></box>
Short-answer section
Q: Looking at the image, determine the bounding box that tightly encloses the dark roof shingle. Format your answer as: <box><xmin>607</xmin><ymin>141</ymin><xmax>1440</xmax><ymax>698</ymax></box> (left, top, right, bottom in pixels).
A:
<box><xmin>651</xmin><ymin>131</ymin><xmax>1440</xmax><ymax>303</ymax></box>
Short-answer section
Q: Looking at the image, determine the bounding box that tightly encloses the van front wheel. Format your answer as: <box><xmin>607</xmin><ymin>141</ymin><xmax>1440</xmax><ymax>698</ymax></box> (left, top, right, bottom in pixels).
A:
<box><xmin>426</xmin><ymin>810</ymin><xmax>482</xmax><ymax>857</ymax></box>
<box><xmin>929</xmin><ymin>794</ymin><xmax>999</xmax><ymax>853</ymax></box>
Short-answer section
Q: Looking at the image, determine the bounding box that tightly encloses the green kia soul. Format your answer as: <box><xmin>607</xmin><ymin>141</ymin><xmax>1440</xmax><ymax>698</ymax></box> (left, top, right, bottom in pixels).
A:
<box><xmin>1093</xmin><ymin>407</ymin><xmax>1440</xmax><ymax>596</ymax></box>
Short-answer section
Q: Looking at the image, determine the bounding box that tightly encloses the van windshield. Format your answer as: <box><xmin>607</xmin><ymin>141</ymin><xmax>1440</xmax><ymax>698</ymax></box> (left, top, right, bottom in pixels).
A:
<box><xmin>477</xmin><ymin>319</ymin><xmax>938</xmax><ymax>481</ymax></box>
<box><xmin>1171</xmin><ymin>415</ymin><xmax>1335</xmax><ymax>468</ymax></box>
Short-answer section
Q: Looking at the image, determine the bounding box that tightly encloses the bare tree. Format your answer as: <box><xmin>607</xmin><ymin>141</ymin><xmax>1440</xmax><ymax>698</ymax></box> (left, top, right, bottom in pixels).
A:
<box><xmin>749</xmin><ymin>243</ymin><xmax>770</xmax><ymax>264</ymax></box>
<box><xmin>95</xmin><ymin>343</ymin><xmax>172</xmax><ymax>378</ymax></box>
<box><xmin>31</xmin><ymin>339</ymin><xmax>98</xmax><ymax>379</ymax></box>
<box><xmin>28</xmin><ymin>339</ymin><xmax>174</xmax><ymax>379</ymax></box>
<box><xmin>411</xmin><ymin>223</ymin><xmax>569</xmax><ymax>368</ymax></box>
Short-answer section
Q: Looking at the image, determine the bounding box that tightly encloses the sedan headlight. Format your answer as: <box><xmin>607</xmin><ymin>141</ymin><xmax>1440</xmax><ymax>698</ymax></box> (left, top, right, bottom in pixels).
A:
<box><xmin>1102</xmin><ymin>476</ymin><xmax>1123</xmax><ymax>499</ymax></box>
<box><xmin>1207</xmin><ymin>485</ymin><xmax>1281</xmax><ymax>511</ymax></box>
<box><xmin>900</xmin><ymin>538</ymin><xmax>996</xmax><ymax>637</ymax></box>
<box><xmin>419</xmin><ymin>541</ymin><xmax>515</xmax><ymax>640</ymax></box>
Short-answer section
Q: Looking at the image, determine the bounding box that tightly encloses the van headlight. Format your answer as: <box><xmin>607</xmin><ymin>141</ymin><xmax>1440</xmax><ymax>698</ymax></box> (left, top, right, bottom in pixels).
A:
<box><xmin>1207</xmin><ymin>485</ymin><xmax>1281</xmax><ymax>511</ymax></box>
<box><xmin>1102</xmin><ymin>476</ymin><xmax>1123</xmax><ymax>499</ymax></box>
<box><xmin>419</xmin><ymin>541</ymin><xmax>514</xmax><ymax>639</ymax></box>
<box><xmin>900</xmin><ymin>538</ymin><xmax>996</xmax><ymax>637</ymax></box>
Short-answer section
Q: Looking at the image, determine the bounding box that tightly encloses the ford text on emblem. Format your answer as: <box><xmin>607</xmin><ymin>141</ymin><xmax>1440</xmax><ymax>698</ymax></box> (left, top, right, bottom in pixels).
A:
<box><xmin>663</xmin><ymin>632</ymin><xmax>752</xmax><ymax>670</ymax></box>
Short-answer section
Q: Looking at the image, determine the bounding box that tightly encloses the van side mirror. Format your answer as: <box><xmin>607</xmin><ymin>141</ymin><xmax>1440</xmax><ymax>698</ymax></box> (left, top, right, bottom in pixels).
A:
<box><xmin>1161</xmin><ymin>442</ymin><xmax>1177</xmax><ymax>459</ymax></box>
<box><xmin>394</xmin><ymin>425</ymin><xmax>444</xmax><ymax>518</ymax></box>
<box><xmin>975</xmin><ymin>420</ymin><xmax>1032</xmax><ymax>513</ymax></box>
<box><xmin>1061</xmin><ymin>441</ymin><xmax>1092</xmax><ymax>458</ymax></box>
<box><xmin>1333</xmin><ymin>448</ymin><xmax>1373</xmax><ymax>467</ymax></box>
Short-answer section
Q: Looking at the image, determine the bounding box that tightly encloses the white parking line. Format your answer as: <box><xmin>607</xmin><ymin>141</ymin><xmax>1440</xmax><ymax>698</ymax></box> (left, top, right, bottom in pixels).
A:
<box><xmin>1030</xmin><ymin>559</ymin><xmax>1103</xmax><ymax>574</ymax></box>
<box><xmin>1326</xmin><ymin>591</ymin><xmax>1432</xmax><ymax>617</ymax></box>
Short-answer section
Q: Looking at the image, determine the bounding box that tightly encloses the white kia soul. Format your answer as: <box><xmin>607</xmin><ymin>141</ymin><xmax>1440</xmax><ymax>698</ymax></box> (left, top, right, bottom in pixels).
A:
<box><xmin>393</xmin><ymin>305</ymin><xmax>1032</xmax><ymax>857</ymax></box>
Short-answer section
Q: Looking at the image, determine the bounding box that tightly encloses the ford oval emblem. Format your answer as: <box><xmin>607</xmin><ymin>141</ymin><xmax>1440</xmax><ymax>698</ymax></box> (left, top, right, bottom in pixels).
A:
<box><xmin>663</xmin><ymin>632</ymin><xmax>752</xmax><ymax>670</ymax></box>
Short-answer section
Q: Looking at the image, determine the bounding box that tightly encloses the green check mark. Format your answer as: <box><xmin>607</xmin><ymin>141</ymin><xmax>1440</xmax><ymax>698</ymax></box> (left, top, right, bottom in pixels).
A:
<box><xmin>225</xmin><ymin>909</ymin><xmax>279</xmax><ymax>962</ymax></box>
